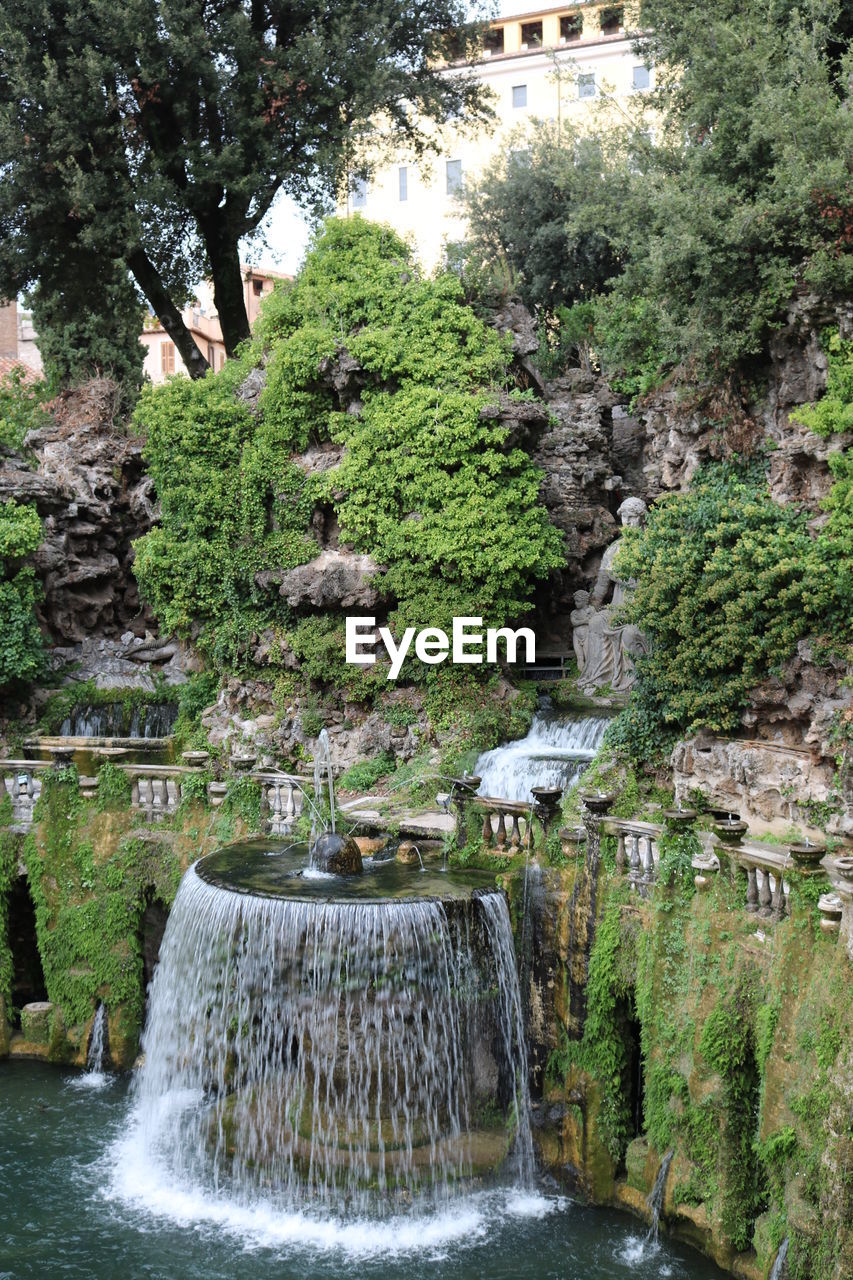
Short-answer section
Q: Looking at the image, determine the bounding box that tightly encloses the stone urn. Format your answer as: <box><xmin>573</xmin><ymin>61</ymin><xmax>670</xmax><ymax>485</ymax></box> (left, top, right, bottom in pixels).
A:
<box><xmin>789</xmin><ymin>841</ymin><xmax>826</xmax><ymax>871</ymax></box>
<box><xmin>49</xmin><ymin>745</ymin><xmax>75</xmax><ymax>766</ymax></box>
<box><xmin>310</xmin><ymin>832</ymin><xmax>364</xmax><ymax>876</ymax></box>
<box><xmin>559</xmin><ymin>826</ymin><xmax>587</xmax><ymax>859</ymax></box>
<box><xmin>833</xmin><ymin>855</ymin><xmax>853</xmax><ymax>884</ymax></box>
<box><xmin>182</xmin><ymin>750</ymin><xmax>210</xmax><ymax>767</ymax></box>
<box><xmin>531</xmin><ymin>786</ymin><xmax>563</xmax><ymax>832</ymax></box>
<box><xmin>230</xmin><ymin>753</ymin><xmax>257</xmax><ymax>772</ymax></box>
<box><xmin>580</xmin><ymin>791</ymin><xmax>616</xmax><ymax>815</ymax></box>
<box><xmin>451</xmin><ymin>775</ymin><xmax>481</xmax><ymax>794</ymax></box>
<box><xmin>710</xmin><ymin>805</ymin><xmax>740</xmax><ymax>824</ymax></box>
<box><xmin>662</xmin><ymin>807</ymin><xmax>697</xmax><ymax>832</ymax></box>
<box><xmin>713</xmin><ymin>818</ymin><xmax>749</xmax><ymax>846</ymax></box>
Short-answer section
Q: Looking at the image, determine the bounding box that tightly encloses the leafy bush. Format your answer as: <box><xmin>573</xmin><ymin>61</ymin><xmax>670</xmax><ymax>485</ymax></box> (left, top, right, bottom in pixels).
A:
<box><xmin>0</xmin><ymin>500</ymin><xmax>44</xmax><ymax>688</ymax></box>
<box><xmin>0</xmin><ymin>367</ymin><xmax>50</xmax><ymax>450</ymax></box>
<box><xmin>339</xmin><ymin>751</ymin><xmax>396</xmax><ymax>792</ymax></box>
<box><xmin>606</xmin><ymin>459</ymin><xmax>848</xmax><ymax>757</ymax></box>
<box><xmin>95</xmin><ymin>762</ymin><xmax>132</xmax><ymax>813</ymax></box>
<box><xmin>133</xmin><ymin>218</ymin><xmax>564</xmax><ymax>669</ymax></box>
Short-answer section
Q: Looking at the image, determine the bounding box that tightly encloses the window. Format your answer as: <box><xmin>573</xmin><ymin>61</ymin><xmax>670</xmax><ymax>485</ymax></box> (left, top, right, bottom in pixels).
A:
<box><xmin>207</xmin><ymin>344</ymin><xmax>215</xmax><ymax>366</ymax></box>
<box><xmin>252</xmin><ymin>278</ymin><xmax>264</xmax><ymax>296</ymax></box>
<box><xmin>578</xmin><ymin>73</ymin><xmax>595</xmax><ymax>98</ymax></box>
<box><xmin>512</xmin><ymin>84</ymin><xmax>527</xmax><ymax>109</ymax></box>
<box><xmin>219</xmin><ymin>352</ymin><xmax>226</xmax><ymax>370</ymax></box>
<box><xmin>350</xmin><ymin>177</ymin><xmax>367</xmax><ymax>208</ymax></box>
<box><xmin>632</xmin><ymin>64</ymin><xmax>650</xmax><ymax>90</ymax></box>
<box><xmin>399</xmin><ymin>166</ymin><xmax>408</xmax><ymax>201</ymax></box>
<box><xmin>160</xmin><ymin>341</ymin><xmax>175</xmax><ymax>375</ymax></box>
<box><xmin>599</xmin><ymin>5</ymin><xmax>623</xmax><ymax>35</ymax></box>
<box><xmin>560</xmin><ymin>14</ymin><xmax>582</xmax><ymax>42</ymax></box>
<box><xmin>484</xmin><ymin>26</ymin><xmax>504</xmax><ymax>56</ymax></box>
<box><xmin>446</xmin><ymin>159</ymin><xmax>462</xmax><ymax>195</ymax></box>
<box><xmin>520</xmin><ymin>20</ymin><xmax>542</xmax><ymax>48</ymax></box>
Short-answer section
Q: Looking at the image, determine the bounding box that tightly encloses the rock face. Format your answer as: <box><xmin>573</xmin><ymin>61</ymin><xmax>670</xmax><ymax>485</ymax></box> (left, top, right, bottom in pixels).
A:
<box><xmin>261</xmin><ymin>549</ymin><xmax>384</xmax><ymax>611</ymax></box>
<box><xmin>310</xmin><ymin>831</ymin><xmax>363</xmax><ymax>875</ymax></box>
<box><xmin>0</xmin><ymin>379</ymin><xmax>157</xmax><ymax>644</ymax></box>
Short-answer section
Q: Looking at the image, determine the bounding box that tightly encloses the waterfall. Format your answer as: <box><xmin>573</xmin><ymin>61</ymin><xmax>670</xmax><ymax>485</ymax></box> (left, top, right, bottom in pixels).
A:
<box><xmin>646</xmin><ymin>1148</ymin><xmax>673</xmax><ymax>1244</ymax></box>
<box><xmin>474</xmin><ymin>713</ymin><xmax>609</xmax><ymax>803</ymax></box>
<box><xmin>129</xmin><ymin>868</ymin><xmax>533</xmax><ymax>1217</ymax></box>
<box><xmin>769</xmin><ymin>1237</ymin><xmax>789</xmax><ymax>1280</ymax></box>
<box><xmin>86</xmin><ymin>1003</ymin><xmax>107</xmax><ymax>1073</ymax></box>
<box><xmin>58</xmin><ymin>702</ymin><xmax>178</xmax><ymax>739</ymax></box>
<box><xmin>71</xmin><ymin>1002</ymin><xmax>109</xmax><ymax>1089</ymax></box>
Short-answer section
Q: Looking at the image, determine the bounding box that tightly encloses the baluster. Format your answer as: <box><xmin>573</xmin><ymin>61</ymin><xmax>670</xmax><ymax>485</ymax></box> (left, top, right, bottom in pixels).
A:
<box><xmin>270</xmin><ymin>783</ymin><xmax>283</xmax><ymax>825</ymax></box>
<box><xmin>166</xmin><ymin>780</ymin><xmax>178</xmax><ymax>812</ymax></box>
<box><xmin>758</xmin><ymin>868</ymin><xmax>773</xmax><ymax>917</ymax></box>
<box><xmin>629</xmin><ymin>834</ymin><xmax>641</xmax><ymax>881</ymax></box>
<box><xmin>482</xmin><ymin>811</ymin><xmax>493</xmax><ymax>848</ymax></box>
<box><xmin>510</xmin><ymin>814</ymin><xmax>521</xmax><ymax>849</ymax></box>
<box><xmin>616</xmin><ymin>831</ymin><xmax>626</xmax><ymax>873</ymax></box>
<box><xmin>496</xmin><ymin>811</ymin><xmax>507</xmax><ymax>849</ymax></box>
<box><xmin>138</xmin><ymin>778</ymin><xmax>151</xmax><ymax>813</ymax></box>
<box><xmin>131</xmin><ymin>778</ymin><xmax>140</xmax><ymax>808</ymax></box>
<box><xmin>771</xmin><ymin>871</ymin><xmax>786</xmax><ymax>921</ymax></box>
<box><xmin>746</xmin><ymin>865</ymin><xmax>759</xmax><ymax>913</ymax></box>
<box><xmin>642</xmin><ymin>836</ymin><xmax>655</xmax><ymax>886</ymax></box>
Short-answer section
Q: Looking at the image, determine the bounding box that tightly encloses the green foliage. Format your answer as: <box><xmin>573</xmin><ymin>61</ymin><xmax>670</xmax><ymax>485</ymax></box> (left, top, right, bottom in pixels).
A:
<box><xmin>605</xmin><ymin>459</ymin><xmax>848</xmax><ymax>758</ymax></box>
<box><xmin>95</xmin><ymin>762</ymin><xmax>132</xmax><ymax>813</ymax></box>
<box><xmin>0</xmin><ymin>366</ymin><xmax>50</xmax><ymax>450</ymax></box>
<box><xmin>221</xmin><ymin>776</ymin><xmax>263</xmax><ymax>831</ymax></box>
<box><xmin>458</xmin><ymin>123</ymin><xmax>634</xmax><ymax>318</ymax></box>
<box><xmin>792</xmin><ymin>331</ymin><xmax>853</xmax><ymax>437</ymax></box>
<box><xmin>0</xmin><ymin>0</ymin><xmax>494</xmax><ymax>368</ymax></box>
<box><xmin>339</xmin><ymin>751</ymin><xmax>396</xmax><ymax>792</ymax></box>
<box><xmin>135</xmin><ymin>219</ymin><xmax>564</xmax><ymax>672</ymax></box>
<box><xmin>0</xmin><ymin>828</ymin><xmax>18</xmax><ymax>1009</ymax></box>
<box><xmin>551</xmin><ymin>892</ymin><xmax>637</xmax><ymax>1161</ymax></box>
<box><xmin>23</xmin><ymin>767</ymin><xmax>182</xmax><ymax>1041</ymax></box>
<box><xmin>698</xmin><ymin>971</ymin><xmax>764</xmax><ymax>1250</ymax></box>
<box><xmin>0</xmin><ymin>500</ymin><xmax>44</xmax><ymax>689</ymax></box>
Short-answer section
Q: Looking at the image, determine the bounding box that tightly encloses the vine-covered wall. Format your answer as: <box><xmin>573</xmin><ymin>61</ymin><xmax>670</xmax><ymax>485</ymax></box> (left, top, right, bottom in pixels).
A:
<box><xmin>524</xmin><ymin>845</ymin><xmax>853</xmax><ymax>1280</ymax></box>
<box><xmin>0</xmin><ymin>766</ymin><xmax>261</xmax><ymax>1067</ymax></box>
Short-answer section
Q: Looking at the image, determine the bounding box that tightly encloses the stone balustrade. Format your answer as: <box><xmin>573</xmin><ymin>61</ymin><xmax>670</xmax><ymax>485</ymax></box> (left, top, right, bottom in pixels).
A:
<box><xmin>472</xmin><ymin>797</ymin><xmax>532</xmax><ymax>852</ymax></box>
<box><xmin>1</xmin><ymin>761</ymin><xmax>49</xmax><ymax>827</ymax></box>
<box><xmin>0</xmin><ymin>759</ymin><xmax>307</xmax><ymax>835</ymax></box>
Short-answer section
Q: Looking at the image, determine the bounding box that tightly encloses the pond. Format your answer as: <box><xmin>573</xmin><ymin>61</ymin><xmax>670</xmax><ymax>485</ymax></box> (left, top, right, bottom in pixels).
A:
<box><xmin>0</xmin><ymin>1061</ymin><xmax>727</xmax><ymax>1280</ymax></box>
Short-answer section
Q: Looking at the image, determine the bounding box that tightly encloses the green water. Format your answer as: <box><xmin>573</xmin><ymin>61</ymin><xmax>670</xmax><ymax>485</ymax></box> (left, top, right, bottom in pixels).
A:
<box><xmin>196</xmin><ymin>840</ymin><xmax>504</xmax><ymax>901</ymax></box>
<box><xmin>0</xmin><ymin>1061</ymin><xmax>727</xmax><ymax>1280</ymax></box>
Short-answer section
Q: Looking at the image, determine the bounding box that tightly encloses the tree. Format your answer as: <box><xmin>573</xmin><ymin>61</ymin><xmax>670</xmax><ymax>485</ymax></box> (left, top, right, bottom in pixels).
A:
<box><xmin>457</xmin><ymin>121</ymin><xmax>637</xmax><ymax>317</ymax></box>
<box><xmin>0</xmin><ymin>0</ymin><xmax>495</xmax><ymax>380</ymax></box>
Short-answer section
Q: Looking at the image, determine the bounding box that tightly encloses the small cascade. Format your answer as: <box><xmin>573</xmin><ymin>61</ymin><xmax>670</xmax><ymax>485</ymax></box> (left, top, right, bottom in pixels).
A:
<box><xmin>58</xmin><ymin>702</ymin><xmax>177</xmax><ymax>739</ymax></box>
<box><xmin>769</xmin><ymin>1237</ymin><xmax>789</xmax><ymax>1280</ymax></box>
<box><xmin>474</xmin><ymin>712</ymin><xmax>609</xmax><ymax>803</ymax></box>
<box><xmin>646</xmin><ymin>1148</ymin><xmax>674</xmax><ymax>1244</ymax></box>
<box><xmin>129</xmin><ymin>867</ymin><xmax>533</xmax><ymax>1217</ymax></box>
<box><xmin>72</xmin><ymin>1002</ymin><xmax>109</xmax><ymax>1089</ymax></box>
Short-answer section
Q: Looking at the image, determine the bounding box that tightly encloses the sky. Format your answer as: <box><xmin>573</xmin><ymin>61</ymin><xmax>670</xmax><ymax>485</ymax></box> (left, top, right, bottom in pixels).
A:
<box><xmin>242</xmin><ymin>0</ymin><xmax>521</xmax><ymax>276</ymax></box>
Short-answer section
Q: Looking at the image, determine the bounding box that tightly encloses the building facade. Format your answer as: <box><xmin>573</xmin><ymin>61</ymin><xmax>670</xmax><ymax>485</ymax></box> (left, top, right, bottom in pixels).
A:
<box><xmin>346</xmin><ymin>3</ymin><xmax>648</xmax><ymax>268</ymax></box>
<box><xmin>141</xmin><ymin>266</ymin><xmax>288</xmax><ymax>384</ymax></box>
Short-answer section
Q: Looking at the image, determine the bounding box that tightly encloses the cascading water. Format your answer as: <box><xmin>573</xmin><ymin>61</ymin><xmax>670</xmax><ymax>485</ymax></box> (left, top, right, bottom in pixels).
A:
<box><xmin>125</xmin><ymin>847</ymin><xmax>533</xmax><ymax>1220</ymax></box>
<box><xmin>58</xmin><ymin>701</ymin><xmax>178</xmax><ymax>739</ymax></box>
<box><xmin>72</xmin><ymin>1001</ymin><xmax>108</xmax><ymax>1090</ymax></box>
<box><xmin>646</xmin><ymin>1148</ymin><xmax>674</xmax><ymax>1244</ymax></box>
<box><xmin>474</xmin><ymin>712</ymin><xmax>609</xmax><ymax>802</ymax></box>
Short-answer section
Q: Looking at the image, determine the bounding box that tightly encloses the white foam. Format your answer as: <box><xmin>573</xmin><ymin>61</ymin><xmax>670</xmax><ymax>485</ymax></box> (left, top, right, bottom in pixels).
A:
<box><xmin>104</xmin><ymin>1117</ymin><xmax>565</xmax><ymax>1260</ymax></box>
<box><xmin>68</xmin><ymin>1071</ymin><xmax>110</xmax><ymax>1091</ymax></box>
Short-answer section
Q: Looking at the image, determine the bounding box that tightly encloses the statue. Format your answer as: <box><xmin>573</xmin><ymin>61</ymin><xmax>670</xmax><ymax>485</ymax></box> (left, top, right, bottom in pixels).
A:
<box><xmin>573</xmin><ymin>497</ymin><xmax>650</xmax><ymax>694</ymax></box>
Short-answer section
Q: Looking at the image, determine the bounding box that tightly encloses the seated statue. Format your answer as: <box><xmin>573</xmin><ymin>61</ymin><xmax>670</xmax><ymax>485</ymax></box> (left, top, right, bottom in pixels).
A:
<box><xmin>573</xmin><ymin>497</ymin><xmax>650</xmax><ymax>694</ymax></box>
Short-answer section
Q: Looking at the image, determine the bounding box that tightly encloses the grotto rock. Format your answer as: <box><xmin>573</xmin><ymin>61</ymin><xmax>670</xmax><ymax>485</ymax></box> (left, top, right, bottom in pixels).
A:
<box><xmin>0</xmin><ymin>378</ymin><xmax>158</xmax><ymax>644</ymax></box>
<box><xmin>261</xmin><ymin>549</ymin><xmax>385</xmax><ymax>611</ymax></box>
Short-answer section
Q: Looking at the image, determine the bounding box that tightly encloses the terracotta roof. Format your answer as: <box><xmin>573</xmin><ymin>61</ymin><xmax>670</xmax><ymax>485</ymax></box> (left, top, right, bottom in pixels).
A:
<box><xmin>0</xmin><ymin>355</ymin><xmax>39</xmax><ymax>382</ymax></box>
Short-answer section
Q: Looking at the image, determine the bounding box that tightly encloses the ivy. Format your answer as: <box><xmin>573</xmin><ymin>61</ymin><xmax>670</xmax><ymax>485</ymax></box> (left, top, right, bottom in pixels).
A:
<box><xmin>0</xmin><ymin>500</ymin><xmax>44</xmax><ymax>689</ymax></box>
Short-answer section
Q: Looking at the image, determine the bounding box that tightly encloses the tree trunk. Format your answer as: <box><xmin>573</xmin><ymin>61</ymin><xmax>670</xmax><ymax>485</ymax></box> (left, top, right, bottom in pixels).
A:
<box><xmin>203</xmin><ymin>218</ymin><xmax>251</xmax><ymax>356</ymax></box>
<box><xmin>128</xmin><ymin>248</ymin><xmax>209</xmax><ymax>380</ymax></box>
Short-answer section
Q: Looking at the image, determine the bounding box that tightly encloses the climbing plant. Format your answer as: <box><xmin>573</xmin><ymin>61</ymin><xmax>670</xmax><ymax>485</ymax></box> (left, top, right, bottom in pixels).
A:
<box><xmin>0</xmin><ymin>500</ymin><xmax>44</xmax><ymax>689</ymax></box>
